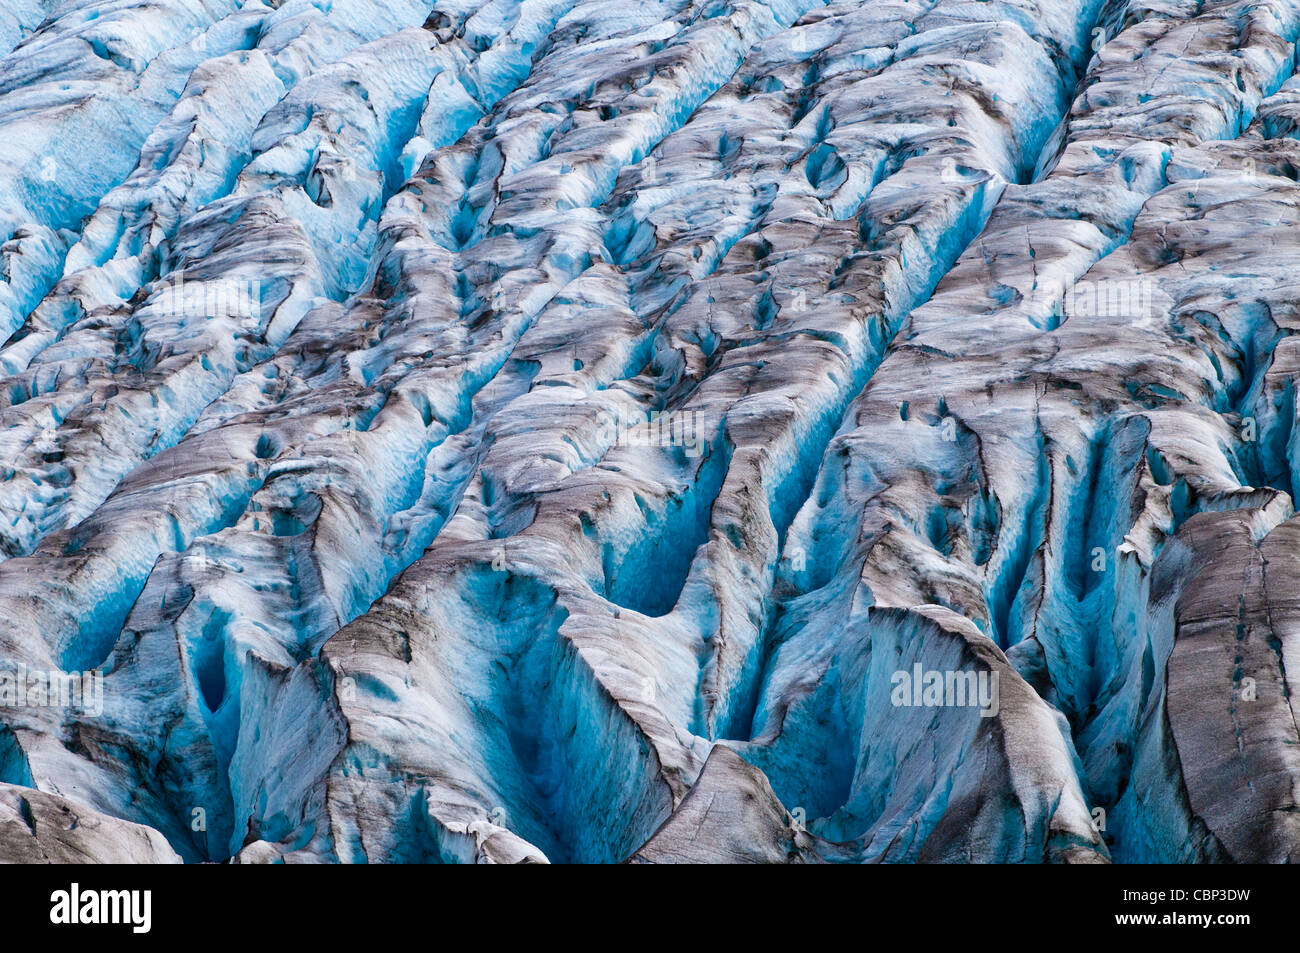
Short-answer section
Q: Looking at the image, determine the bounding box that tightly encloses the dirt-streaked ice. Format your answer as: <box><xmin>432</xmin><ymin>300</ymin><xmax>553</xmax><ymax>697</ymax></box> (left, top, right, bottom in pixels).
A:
<box><xmin>2</xmin><ymin>0</ymin><xmax>1300</xmax><ymax>863</ymax></box>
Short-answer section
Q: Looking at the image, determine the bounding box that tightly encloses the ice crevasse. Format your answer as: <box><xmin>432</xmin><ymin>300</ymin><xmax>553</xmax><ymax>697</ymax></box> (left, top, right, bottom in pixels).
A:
<box><xmin>2</xmin><ymin>0</ymin><xmax>1300</xmax><ymax>863</ymax></box>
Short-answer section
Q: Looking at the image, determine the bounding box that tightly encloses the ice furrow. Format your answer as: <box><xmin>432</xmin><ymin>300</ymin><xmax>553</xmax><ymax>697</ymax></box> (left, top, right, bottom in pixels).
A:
<box><xmin>231</xmin><ymin>0</ymin><xmax>1117</xmax><ymax>863</ymax></box>
<box><xmin>3</xmin><ymin>0</ymin><xmax>1300</xmax><ymax>866</ymax></box>
<box><xmin>759</xmin><ymin>0</ymin><xmax>1300</xmax><ymax>861</ymax></box>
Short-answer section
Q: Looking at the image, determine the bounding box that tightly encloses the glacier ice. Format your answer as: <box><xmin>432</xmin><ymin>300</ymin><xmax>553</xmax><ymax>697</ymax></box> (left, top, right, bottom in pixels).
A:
<box><xmin>1</xmin><ymin>0</ymin><xmax>1300</xmax><ymax>864</ymax></box>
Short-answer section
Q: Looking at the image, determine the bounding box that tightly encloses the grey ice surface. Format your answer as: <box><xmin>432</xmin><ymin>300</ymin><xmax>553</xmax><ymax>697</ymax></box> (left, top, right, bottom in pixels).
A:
<box><xmin>2</xmin><ymin>0</ymin><xmax>1300</xmax><ymax>863</ymax></box>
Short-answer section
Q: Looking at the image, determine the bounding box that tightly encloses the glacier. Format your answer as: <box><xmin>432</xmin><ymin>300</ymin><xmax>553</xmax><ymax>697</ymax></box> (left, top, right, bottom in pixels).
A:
<box><xmin>1</xmin><ymin>0</ymin><xmax>1299</xmax><ymax>864</ymax></box>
